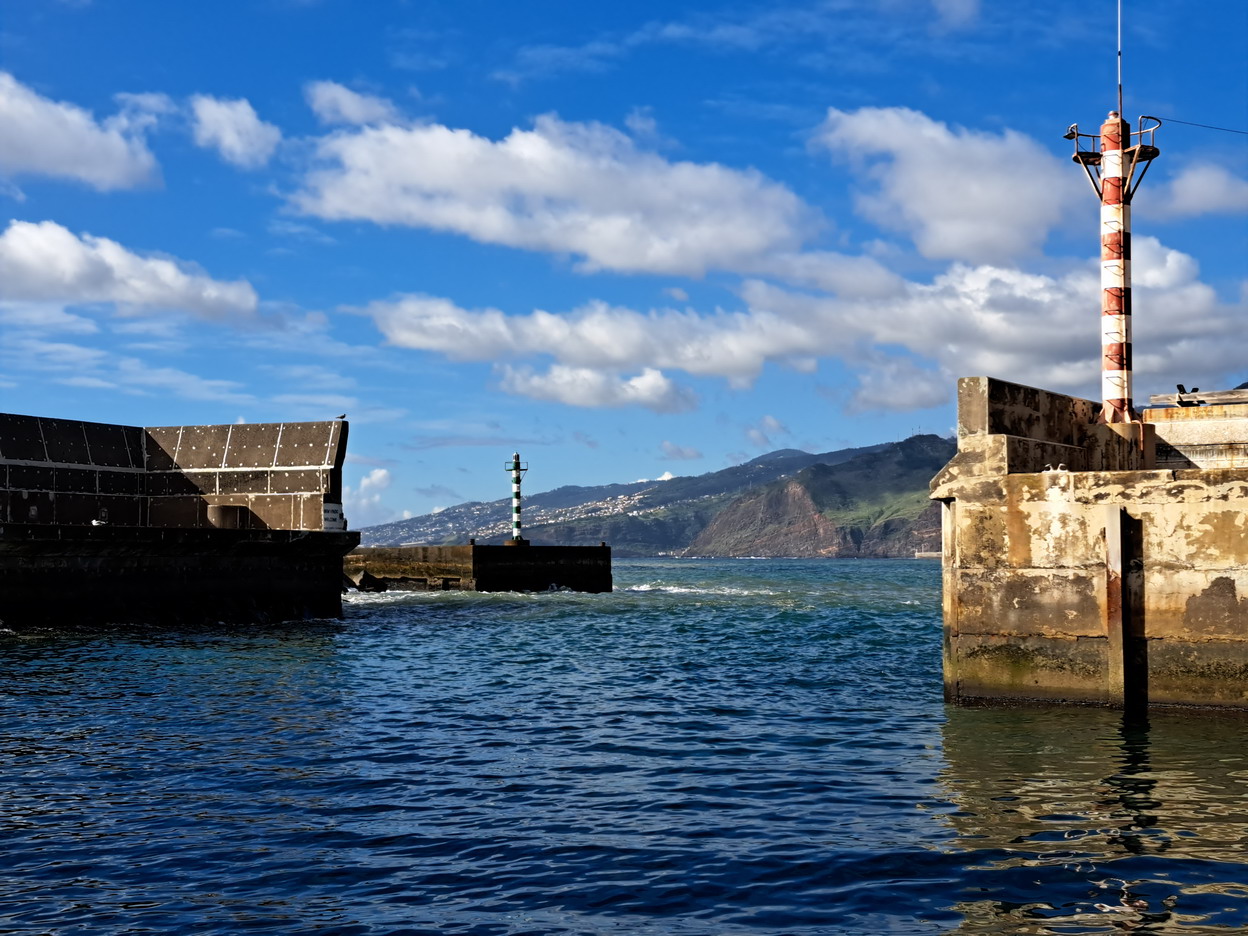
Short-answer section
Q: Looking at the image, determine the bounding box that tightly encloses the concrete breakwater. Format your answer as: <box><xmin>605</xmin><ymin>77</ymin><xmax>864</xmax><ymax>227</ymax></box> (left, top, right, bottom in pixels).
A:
<box><xmin>932</xmin><ymin>377</ymin><xmax>1248</xmax><ymax>709</ymax></box>
<box><xmin>0</xmin><ymin>412</ymin><xmax>358</xmax><ymax>626</ymax></box>
<box><xmin>345</xmin><ymin>543</ymin><xmax>612</xmax><ymax>593</ymax></box>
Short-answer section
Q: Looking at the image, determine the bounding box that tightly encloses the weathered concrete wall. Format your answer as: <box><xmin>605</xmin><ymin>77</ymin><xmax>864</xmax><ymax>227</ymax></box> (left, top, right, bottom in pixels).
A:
<box><xmin>0</xmin><ymin>413</ymin><xmax>348</xmax><ymax>531</ymax></box>
<box><xmin>344</xmin><ymin>546</ymin><xmax>476</xmax><ymax>589</ymax></box>
<box><xmin>0</xmin><ymin>523</ymin><xmax>356</xmax><ymax>627</ymax></box>
<box><xmin>1145</xmin><ymin>404</ymin><xmax>1248</xmax><ymax>470</ymax></box>
<box><xmin>345</xmin><ymin>544</ymin><xmax>613</xmax><ymax>593</ymax></box>
<box><xmin>0</xmin><ymin>412</ymin><xmax>358</xmax><ymax>626</ymax></box>
<box><xmin>934</xmin><ymin>377</ymin><xmax>1248</xmax><ymax>709</ymax></box>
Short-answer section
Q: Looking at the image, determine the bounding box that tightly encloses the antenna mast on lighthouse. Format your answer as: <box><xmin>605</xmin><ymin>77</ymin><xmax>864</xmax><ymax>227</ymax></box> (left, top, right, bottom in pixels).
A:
<box><xmin>1064</xmin><ymin>1</ymin><xmax>1160</xmax><ymax>424</ymax></box>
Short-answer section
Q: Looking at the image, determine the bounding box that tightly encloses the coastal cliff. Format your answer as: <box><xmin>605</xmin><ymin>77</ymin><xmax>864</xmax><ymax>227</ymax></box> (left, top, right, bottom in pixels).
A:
<box><xmin>360</xmin><ymin>434</ymin><xmax>953</xmax><ymax>558</ymax></box>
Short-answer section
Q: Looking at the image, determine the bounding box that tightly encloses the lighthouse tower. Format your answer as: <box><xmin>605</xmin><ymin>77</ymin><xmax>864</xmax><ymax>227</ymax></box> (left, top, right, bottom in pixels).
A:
<box><xmin>1067</xmin><ymin>108</ymin><xmax>1161</xmax><ymax>422</ymax></box>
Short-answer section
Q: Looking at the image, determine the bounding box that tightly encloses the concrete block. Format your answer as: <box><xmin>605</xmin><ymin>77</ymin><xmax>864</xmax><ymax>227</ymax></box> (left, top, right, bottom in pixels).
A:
<box><xmin>951</xmin><ymin>567</ymin><xmax>1106</xmax><ymax>637</ymax></box>
<box><xmin>948</xmin><ymin>634</ymin><xmax>1110</xmax><ymax>704</ymax></box>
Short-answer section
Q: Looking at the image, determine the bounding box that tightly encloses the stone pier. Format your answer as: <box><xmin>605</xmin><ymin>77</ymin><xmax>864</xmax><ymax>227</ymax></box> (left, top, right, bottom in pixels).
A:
<box><xmin>932</xmin><ymin>377</ymin><xmax>1248</xmax><ymax>709</ymax></box>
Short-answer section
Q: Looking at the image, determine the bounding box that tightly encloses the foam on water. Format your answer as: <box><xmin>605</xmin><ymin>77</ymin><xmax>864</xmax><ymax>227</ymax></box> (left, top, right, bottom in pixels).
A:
<box><xmin>1</xmin><ymin>558</ymin><xmax>1245</xmax><ymax>935</ymax></box>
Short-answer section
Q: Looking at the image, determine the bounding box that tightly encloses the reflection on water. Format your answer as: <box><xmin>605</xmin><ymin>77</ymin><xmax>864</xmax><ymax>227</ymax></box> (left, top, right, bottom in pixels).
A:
<box><xmin>939</xmin><ymin>705</ymin><xmax>1248</xmax><ymax>932</ymax></box>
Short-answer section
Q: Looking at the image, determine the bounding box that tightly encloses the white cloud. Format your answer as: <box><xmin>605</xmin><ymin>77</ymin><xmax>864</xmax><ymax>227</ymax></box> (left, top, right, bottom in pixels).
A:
<box><xmin>1151</xmin><ymin>163</ymin><xmax>1248</xmax><ymax>219</ymax></box>
<box><xmin>362</xmin><ymin>233</ymin><xmax>1243</xmax><ymax>415</ymax></box>
<box><xmin>0</xmin><ymin>301</ymin><xmax>98</xmax><ymax>334</ymax></box>
<box><xmin>304</xmin><ymin>81</ymin><xmax>399</xmax><ymax>126</ymax></box>
<box><xmin>746</xmin><ymin>414</ymin><xmax>789</xmax><ymax>448</ymax></box>
<box><xmin>814</xmin><ymin>106</ymin><xmax>1081</xmax><ymax>264</ymax></box>
<box><xmin>846</xmin><ymin>356</ymin><xmax>952</xmax><ymax>412</ymax></box>
<box><xmin>0</xmin><ymin>72</ymin><xmax>160</xmax><ymax>190</ymax></box>
<box><xmin>0</xmin><ymin>220</ymin><xmax>258</xmax><ymax>319</ymax></box>
<box><xmin>294</xmin><ymin>114</ymin><xmax>812</xmax><ymax>276</ymax></box>
<box><xmin>743</xmin><ymin>236</ymin><xmax>1244</xmax><ymax>408</ymax></box>
<box><xmin>114</xmin><ymin>357</ymin><xmax>253</xmax><ymax>403</ymax></box>
<box><xmin>343</xmin><ymin>467</ymin><xmax>396</xmax><ymax>527</ymax></box>
<box><xmin>190</xmin><ymin>95</ymin><xmax>281</xmax><ymax>169</ymax></box>
<box><xmin>498</xmin><ymin>364</ymin><xmax>696</xmax><ymax>412</ymax></box>
<box><xmin>931</xmin><ymin>0</ymin><xmax>980</xmax><ymax>28</ymax></box>
<box><xmin>661</xmin><ymin>440</ymin><xmax>703</xmax><ymax>460</ymax></box>
<box><xmin>366</xmin><ymin>293</ymin><xmax>818</xmax><ymax>385</ymax></box>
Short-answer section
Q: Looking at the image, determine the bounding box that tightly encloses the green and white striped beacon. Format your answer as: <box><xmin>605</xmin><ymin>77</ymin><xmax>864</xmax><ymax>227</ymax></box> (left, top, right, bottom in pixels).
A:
<box><xmin>506</xmin><ymin>453</ymin><xmax>528</xmax><ymax>543</ymax></box>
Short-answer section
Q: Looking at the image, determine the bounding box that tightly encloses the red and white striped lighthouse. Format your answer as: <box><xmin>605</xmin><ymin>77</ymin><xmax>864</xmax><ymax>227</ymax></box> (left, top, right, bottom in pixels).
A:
<box><xmin>1069</xmin><ymin>112</ymin><xmax>1160</xmax><ymax>423</ymax></box>
<box><xmin>1098</xmin><ymin>110</ymin><xmax>1133</xmax><ymax>423</ymax></box>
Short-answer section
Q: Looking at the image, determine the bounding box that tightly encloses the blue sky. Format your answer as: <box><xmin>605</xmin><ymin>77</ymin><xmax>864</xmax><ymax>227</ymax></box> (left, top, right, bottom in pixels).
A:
<box><xmin>1</xmin><ymin>0</ymin><xmax>1245</xmax><ymax>527</ymax></box>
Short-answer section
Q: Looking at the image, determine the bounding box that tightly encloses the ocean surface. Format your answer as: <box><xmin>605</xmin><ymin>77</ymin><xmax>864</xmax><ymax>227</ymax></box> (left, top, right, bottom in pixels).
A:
<box><xmin>2</xmin><ymin>558</ymin><xmax>1246</xmax><ymax>936</ymax></box>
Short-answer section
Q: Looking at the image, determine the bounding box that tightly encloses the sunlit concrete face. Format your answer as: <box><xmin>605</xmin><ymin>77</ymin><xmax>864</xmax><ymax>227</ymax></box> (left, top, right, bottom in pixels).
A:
<box><xmin>933</xmin><ymin>377</ymin><xmax>1248</xmax><ymax>709</ymax></box>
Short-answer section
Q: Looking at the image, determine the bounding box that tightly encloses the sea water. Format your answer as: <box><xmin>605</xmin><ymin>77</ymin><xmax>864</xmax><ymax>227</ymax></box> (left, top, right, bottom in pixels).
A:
<box><xmin>1</xmin><ymin>559</ymin><xmax>1246</xmax><ymax>935</ymax></box>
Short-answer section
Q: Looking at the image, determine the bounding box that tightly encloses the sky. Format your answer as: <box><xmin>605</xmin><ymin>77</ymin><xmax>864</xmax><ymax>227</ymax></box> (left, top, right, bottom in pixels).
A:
<box><xmin>1</xmin><ymin>0</ymin><xmax>1245</xmax><ymax>527</ymax></box>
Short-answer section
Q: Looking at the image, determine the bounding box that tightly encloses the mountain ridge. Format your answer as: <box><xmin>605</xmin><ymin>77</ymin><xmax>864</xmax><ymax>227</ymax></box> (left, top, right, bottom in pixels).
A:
<box><xmin>358</xmin><ymin>435</ymin><xmax>953</xmax><ymax>557</ymax></box>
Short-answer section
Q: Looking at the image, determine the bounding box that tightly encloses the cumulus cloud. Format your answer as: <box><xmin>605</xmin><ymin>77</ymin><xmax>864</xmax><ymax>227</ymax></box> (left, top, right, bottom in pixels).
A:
<box><xmin>815</xmin><ymin>106</ymin><xmax>1081</xmax><ymax>264</ymax></box>
<box><xmin>190</xmin><ymin>95</ymin><xmax>282</xmax><ymax>169</ymax></box>
<box><xmin>0</xmin><ymin>220</ymin><xmax>258</xmax><ymax>319</ymax></box>
<box><xmin>846</xmin><ymin>356</ymin><xmax>952</xmax><ymax>412</ymax></box>
<box><xmin>661</xmin><ymin>440</ymin><xmax>703</xmax><ymax>460</ymax></box>
<box><xmin>743</xmin><ymin>235</ymin><xmax>1243</xmax><ymax>407</ymax></box>
<box><xmin>498</xmin><ymin>364</ymin><xmax>696</xmax><ymax>413</ymax></box>
<box><xmin>343</xmin><ymin>467</ymin><xmax>395</xmax><ymax>527</ymax></box>
<box><xmin>304</xmin><ymin>81</ymin><xmax>399</xmax><ymax>126</ymax></box>
<box><xmin>0</xmin><ymin>72</ymin><xmax>160</xmax><ymax>190</ymax></box>
<box><xmin>1151</xmin><ymin>163</ymin><xmax>1248</xmax><ymax>219</ymax></box>
<box><xmin>366</xmin><ymin>231</ymin><xmax>1241</xmax><ymax>414</ymax></box>
<box><xmin>293</xmin><ymin>114</ymin><xmax>811</xmax><ymax>276</ymax></box>
<box><xmin>365</xmin><ymin>293</ymin><xmax>818</xmax><ymax>384</ymax></box>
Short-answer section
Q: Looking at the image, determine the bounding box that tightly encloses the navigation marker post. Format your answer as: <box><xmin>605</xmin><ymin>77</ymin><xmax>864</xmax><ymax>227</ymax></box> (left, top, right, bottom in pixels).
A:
<box><xmin>505</xmin><ymin>453</ymin><xmax>528</xmax><ymax>545</ymax></box>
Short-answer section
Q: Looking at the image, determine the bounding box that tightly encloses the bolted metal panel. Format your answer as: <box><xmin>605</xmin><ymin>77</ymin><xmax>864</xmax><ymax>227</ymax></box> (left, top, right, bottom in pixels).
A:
<box><xmin>144</xmin><ymin>426</ymin><xmax>181</xmax><ymax>471</ymax></box>
<box><xmin>97</xmin><ymin>494</ymin><xmax>144</xmax><ymax>526</ymax></box>
<box><xmin>54</xmin><ymin>467</ymin><xmax>99</xmax><ymax>494</ymax></box>
<box><xmin>244</xmin><ymin>495</ymin><xmax>297</xmax><ymax>530</ymax></box>
<box><xmin>171</xmin><ymin>424</ymin><xmax>232</xmax><ymax>470</ymax></box>
<box><xmin>222</xmin><ymin>423</ymin><xmax>283</xmax><ymax>469</ymax></box>
<box><xmin>146</xmin><ymin>471</ymin><xmax>213</xmax><ymax>496</ymax></box>
<box><xmin>216</xmin><ymin>469</ymin><xmax>272</xmax><ymax>495</ymax></box>
<box><xmin>54</xmin><ymin>493</ymin><xmax>104</xmax><ymax>526</ymax></box>
<box><xmin>148</xmin><ymin>496</ymin><xmax>206</xmax><ymax>528</ymax></box>
<box><xmin>274</xmin><ymin>422</ymin><xmax>339</xmax><ymax>468</ymax></box>
<box><xmin>99</xmin><ymin>470</ymin><xmax>142</xmax><ymax>495</ymax></box>
<box><xmin>82</xmin><ymin>421</ymin><xmax>139</xmax><ymax>468</ymax></box>
<box><xmin>0</xmin><ymin>414</ymin><xmax>49</xmax><ymax>462</ymax></box>
<box><xmin>16</xmin><ymin>491</ymin><xmax>54</xmax><ymax>524</ymax></box>
<box><xmin>8</xmin><ymin>465</ymin><xmax>55</xmax><ymax>491</ymax></box>
<box><xmin>271</xmin><ymin>469</ymin><xmax>325</xmax><ymax>495</ymax></box>
<box><xmin>40</xmin><ymin>418</ymin><xmax>91</xmax><ymax>465</ymax></box>
<box><xmin>298</xmin><ymin>493</ymin><xmax>326</xmax><ymax>531</ymax></box>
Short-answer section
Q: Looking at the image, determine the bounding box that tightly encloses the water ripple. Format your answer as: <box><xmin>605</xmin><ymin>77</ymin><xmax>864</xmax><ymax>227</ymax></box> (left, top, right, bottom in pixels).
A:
<box><xmin>1</xmin><ymin>559</ymin><xmax>1245</xmax><ymax>934</ymax></box>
